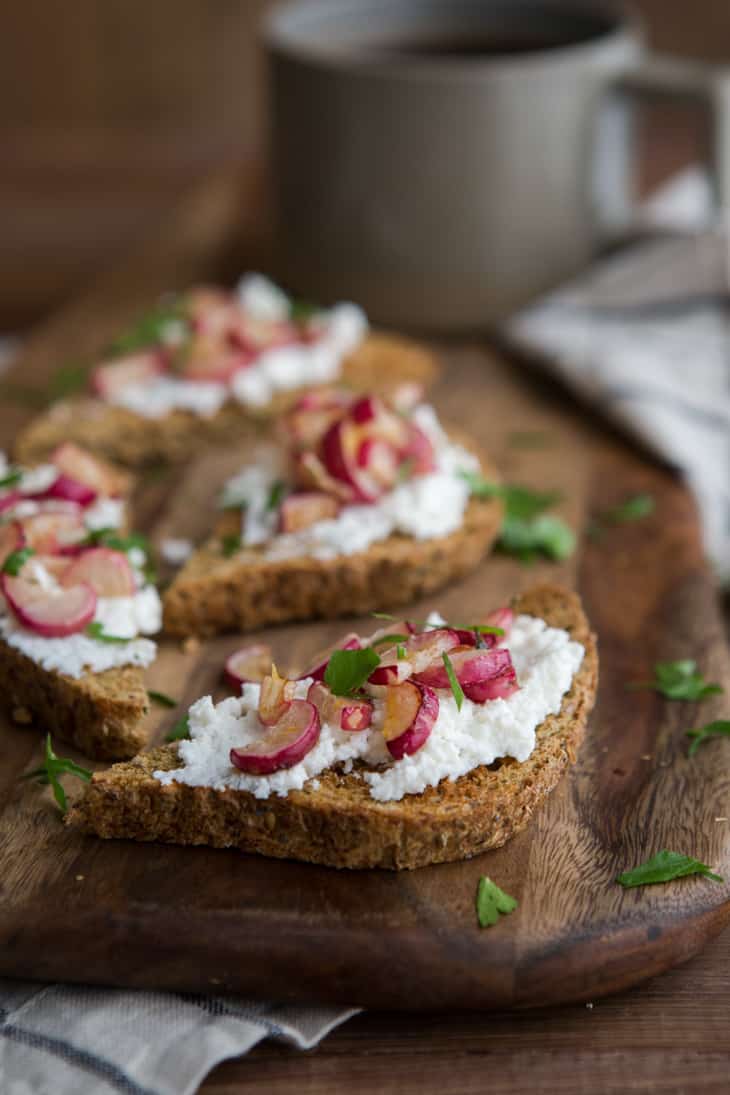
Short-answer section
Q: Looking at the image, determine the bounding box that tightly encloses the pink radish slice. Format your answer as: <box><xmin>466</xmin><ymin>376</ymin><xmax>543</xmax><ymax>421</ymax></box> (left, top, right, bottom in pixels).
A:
<box><xmin>258</xmin><ymin>670</ymin><xmax>296</xmax><ymax>726</ymax></box>
<box><xmin>92</xmin><ymin>351</ymin><xmax>166</xmax><ymax>399</ymax></box>
<box><xmin>224</xmin><ymin>643</ymin><xmax>273</xmax><ymax>689</ymax></box>
<box><xmin>37</xmin><ymin>473</ymin><xmax>96</xmax><ymax>507</ymax></box>
<box><xmin>306</xmin><ymin>681</ymin><xmax>373</xmax><ymax>732</ymax></box>
<box><xmin>367</xmin><ymin>628</ymin><xmax>461</xmax><ymax>688</ymax></box>
<box><xmin>228</xmin><ymin>314</ymin><xmax>298</xmax><ymax>354</ymax></box>
<box><xmin>484</xmin><ymin>606</ymin><xmax>514</xmax><ymax>636</ymax></box>
<box><xmin>180</xmin><ymin>334</ymin><xmax>254</xmax><ymax>382</ymax></box>
<box><xmin>414</xmin><ymin>647</ymin><xmax>513</xmax><ymax>690</ymax></box>
<box><xmin>278</xmin><ymin>492</ymin><xmax>339</xmax><ymax>534</ymax></box>
<box><xmin>61</xmin><ymin>548</ymin><xmax>135</xmax><ymax>597</ymax></box>
<box><xmin>284</xmin><ymin>405</ymin><xmax>346</xmax><ymax>449</ymax></box>
<box><xmin>51</xmin><ymin>442</ymin><xmax>121</xmax><ymax>497</ymax></box>
<box><xmin>321</xmin><ymin>419</ymin><xmax>380</xmax><ymax>503</ymax></box>
<box><xmin>186</xmin><ymin>287</ymin><xmax>236</xmax><ymax>338</ymax></box>
<box><xmin>291</xmin><ymin>451</ymin><xmax>353</xmax><ymax>500</ymax></box>
<box><xmin>350</xmin><ymin>395</ymin><xmax>380</xmax><ymax>424</ymax></box>
<box><xmin>298</xmin><ymin>632</ymin><xmax>361</xmax><ymax>682</ymax></box>
<box><xmin>382</xmin><ymin>681</ymin><xmax>439</xmax><ymax>759</ymax></box>
<box><xmin>390</xmin><ymin>382</ymin><xmax>424</xmax><ymax>413</ymax></box>
<box><xmin>462</xmin><ymin>664</ymin><xmax>519</xmax><ymax>703</ymax></box>
<box><xmin>0</xmin><ymin>521</ymin><xmax>24</xmax><ymax>568</ymax></box>
<box><xmin>230</xmin><ymin>699</ymin><xmax>320</xmax><ymax>775</ymax></box>
<box><xmin>356</xmin><ymin>438</ymin><xmax>399</xmax><ymax>488</ymax></box>
<box><xmin>401</xmin><ymin>424</ymin><xmax>435</xmax><ymax>474</ymax></box>
<box><xmin>1</xmin><ymin>570</ymin><xmax>96</xmax><ymax>637</ymax></box>
<box><xmin>453</xmin><ymin>629</ymin><xmax>479</xmax><ymax>647</ymax></box>
<box><xmin>19</xmin><ymin>509</ymin><xmax>86</xmax><ymax>554</ymax></box>
<box><xmin>292</xmin><ymin>389</ymin><xmax>352</xmax><ymax>413</ymax></box>
<box><xmin>0</xmin><ymin>491</ymin><xmax>22</xmax><ymax>514</ymax></box>
<box><xmin>340</xmin><ymin>701</ymin><xmax>373</xmax><ymax>732</ymax></box>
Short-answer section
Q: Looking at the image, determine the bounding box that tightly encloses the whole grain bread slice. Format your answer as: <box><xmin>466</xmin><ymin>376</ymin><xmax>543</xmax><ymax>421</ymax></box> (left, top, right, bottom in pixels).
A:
<box><xmin>68</xmin><ymin>584</ymin><xmax>598</xmax><ymax>868</ymax></box>
<box><xmin>14</xmin><ymin>333</ymin><xmax>438</xmax><ymax>468</ymax></box>
<box><xmin>0</xmin><ymin>639</ymin><xmax>149</xmax><ymax>759</ymax></box>
<box><xmin>162</xmin><ymin>437</ymin><xmax>502</xmax><ymax>637</ymax></box>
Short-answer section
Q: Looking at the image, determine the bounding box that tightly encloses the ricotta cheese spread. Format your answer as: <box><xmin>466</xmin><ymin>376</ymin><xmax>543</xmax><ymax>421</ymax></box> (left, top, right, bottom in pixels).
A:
<box><xmin>222</xmin><ymin>405</ymin><xmax>479</xmax><ymax>560</ymax></box>
<box><xmin>0</xmin><ymin>559</ymin><xmax>161</xmax><ymax>678</ymax></box>
<box><xmin>154</xmin><ymin>614</ymin><xmax>585</xmax><ymax>802</ymax></box>
<box><xmin>107</xmin><ymin>377</ymin><xmax>228</xmax><ymax>420</ymax></box>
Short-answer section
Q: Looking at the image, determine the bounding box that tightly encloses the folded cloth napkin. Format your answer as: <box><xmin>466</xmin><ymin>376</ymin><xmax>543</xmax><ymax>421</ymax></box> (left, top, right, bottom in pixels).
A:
<box><xmin>504</xmin><ymin>230</ymin><xmax>730</xmax><ymax>584</ymax></box>
<box><xmin>0</xmin><ymin>981</ymin><xmax>359</xmax><ymax>1094</ymax></box>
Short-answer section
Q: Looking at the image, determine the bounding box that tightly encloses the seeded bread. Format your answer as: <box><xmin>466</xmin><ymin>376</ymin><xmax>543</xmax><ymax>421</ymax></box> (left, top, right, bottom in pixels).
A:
<box><xmin>162</xmin><ymin>437</ymin><xmax>502</xmax><ymax>637</ymax></box>
<box><xmin>14</xmin><ymin>333</ymin><xmax>438</xmax><ymax>468</ymax></box>
<box><xmin>0</xmin><ymin>640</ymin><xmax>149</xmax><ymax>760</ymax></box>
<box><xmin>68</xmin><ymin>585</ymin><xmax>598</xmax><ymax>868</ymax></box>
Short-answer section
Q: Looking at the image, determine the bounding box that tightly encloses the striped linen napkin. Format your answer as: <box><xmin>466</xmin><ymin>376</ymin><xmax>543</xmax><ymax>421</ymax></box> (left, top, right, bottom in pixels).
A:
<box><xmin>504</xmin><ymin>229</ymin><xmax>730</xmax><ymax>583</ymax></box>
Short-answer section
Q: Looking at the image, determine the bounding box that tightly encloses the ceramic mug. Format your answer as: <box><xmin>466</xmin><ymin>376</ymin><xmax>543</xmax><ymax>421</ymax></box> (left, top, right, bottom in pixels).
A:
<box><xmin>266</xmin><ymin>0</ymin><xmax>730</xmax><ymax>330</ymax></box>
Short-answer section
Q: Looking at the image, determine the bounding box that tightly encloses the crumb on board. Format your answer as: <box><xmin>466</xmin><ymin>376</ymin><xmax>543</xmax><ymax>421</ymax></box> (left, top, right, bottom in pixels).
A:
<box><xmin>182</xmin><ymin>636</ymin><xmax>201</xmax><ymax>655</ymax></box>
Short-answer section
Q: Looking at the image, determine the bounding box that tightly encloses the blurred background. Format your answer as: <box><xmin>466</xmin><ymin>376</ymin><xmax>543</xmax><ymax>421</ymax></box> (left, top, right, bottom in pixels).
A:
<box><xmin>1</xmin><ymin>0</ymin><xmax>728</xmax><ymax>333</ymax></box>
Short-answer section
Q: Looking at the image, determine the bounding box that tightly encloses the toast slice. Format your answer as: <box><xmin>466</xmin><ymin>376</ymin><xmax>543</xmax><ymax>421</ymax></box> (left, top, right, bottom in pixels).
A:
<box><xmin>162</xmin><ymin>439</ymin><xmax>503</xmax><ymax>637</ymax></box>
<box><xmin>14</xmin><ymin>333</ymin><xmax>438</xmax><ymax>468</ymax></box>
<box><xmin>68</xmin><ymin>585</ymin><xmax>598</xmax><ymax>868</ymax></box>
<box><xmin>0</xmin><ymin>640</ymin><xmax>149</xmax><ymax>759</ymax></box>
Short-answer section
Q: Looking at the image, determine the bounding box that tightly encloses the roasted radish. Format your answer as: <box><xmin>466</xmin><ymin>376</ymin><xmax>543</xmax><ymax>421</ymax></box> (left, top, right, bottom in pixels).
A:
<box><xmin>230</xmin><ymin>699</ymin><xmax>320</xmax><ymax>775</ymax></box>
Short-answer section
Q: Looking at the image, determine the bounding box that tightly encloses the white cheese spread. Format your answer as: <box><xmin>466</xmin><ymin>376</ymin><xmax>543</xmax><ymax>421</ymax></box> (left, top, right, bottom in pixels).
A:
<box><xmin>82</xmin><ymin>497</ymin><xmax>126</xmax><ymax>531</ymax></box>
<box><xmin>222</xmin><ymin>405</ymin><xmax>479</xmax><ymax>560</ymax></box>
<box><xmin>107</xmin><ymin>377</ymin><xmax>228</xmax><ymax>420</ymax></box>
<box><xmin>154</xmin><ymin>614</ymin><xmax>585</xmax><ymax>802</ymax></box>
<box><xmin>160</xmin><ymin>538</ymin><xmax>194</xmax><ymax>565</ymax></box>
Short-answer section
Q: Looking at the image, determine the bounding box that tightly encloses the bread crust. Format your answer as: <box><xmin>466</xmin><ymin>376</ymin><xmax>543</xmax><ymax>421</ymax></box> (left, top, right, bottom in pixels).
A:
<box><xmin>162</xmin><ymin>435</ymin><xmax>502</xmax><ymax>636</ymax></box>
<box><xmin>0</xmin><ymin>639</ymin><xmax>150</xmax><ymax>759</ymax></box>
<box><xmin>68</xmin><ymin>584</ymin><xmax>598</xmax><ymax>868</ymax></box>
<box><xmin>14</xmin><ymin>333</ymin><xmax>438</xmax><ymax>468</ymax></box>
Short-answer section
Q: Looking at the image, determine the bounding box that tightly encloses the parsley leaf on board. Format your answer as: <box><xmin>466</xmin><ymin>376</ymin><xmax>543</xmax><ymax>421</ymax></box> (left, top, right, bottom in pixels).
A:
<box><xmin>166</xmin><ymin>715</ymin><xmax>191</xmax><ymax>741</ymax></box>
<box><xmin>21</xmin><ymin>734</ymin><xmax>92</xmax><ymax>813</ymax></box>
<box><xmin>476</xmin><ymin>876</ymin><xmax>518</xmax><ymax>928</ymax></box>
<box><xmin>148</xmin><ymin>690</ymin><xmax>178</xmax><ymax>709</ymax></box>
<box><xmin>589</xmin><ymin>493</ymin><xmax>655</xmax><ymax>540</ymax></box>
<box><xmin>85</xmin><ymin>622</ymin><xmax>129</xmax><ymax>644</ymax></box>
<box><xmin>686</xmin><ymin>720</ymin><xmax>730</xmax><ymax>757</ymax></box>
<box><xmin>324</xmin><ymin>647</ymin><xmax>381</xmax><ymax>697</ymax></box>
<box><xmin>630</xmin><ymin>660</ymin><xmax>723</xmax><ymax>702</ymax></box>
<box><xmin>2</xmin><ymin>547</ymin><xmax>35</xmax><ymax>575</ymax></box>
<box><xmin>442</xmin><ymin>652</ymin><xmax>464</xmax><ymax>711</ymax></box>
<box><xmin>617</xmin><ymin>850</ymin><xmax>723</xmax><ymax>888</ymax></box>
<box><xmin>459</xmin><ymin>471</ymin><xmax>574</xmax><ymax>563</ymax></box>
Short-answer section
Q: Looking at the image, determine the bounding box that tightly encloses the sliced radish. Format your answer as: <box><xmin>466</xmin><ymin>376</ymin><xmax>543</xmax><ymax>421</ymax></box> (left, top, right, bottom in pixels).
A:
<box><xmin>306</xmin><ymin>680</ymin><xmax>373</xmax><ymax>733</ymax></box>
<box><xmin>230</xmin><ymin>699</ymin><xmax>320</xmax><ymax>775</ymax></box>
<box><xmin>38</xmin><ymin>473</ymin><xmax>96</xmax><ymax>507</ymax></box>
<box><xmin>292</xmin><ymin>389</ymin><xmax>352</xmax><ymax>414</ymax></box>
<box><xmin>2</xmin><ymin>569</ymin><xmax>96</xmax><ymax>637</ymax></box>
<box><xmin>350</xmin><ymin>396</ymin><xmax>409</xmax><ymax>449</ymax></box>
<box><xmin>61</xmin><ymin>548</ymin><xmax>135</xmax><ymax>597</ymax></box>
<box><xmin>321</xmin><ymin>418</ymin><xmax>380</xmax><ymax>502</ymax></box>
<box><xmin>0</xmin><ymin>521</ymin><xmax>24</xmax><ymax>568</ymax></box>
<box><xmin>382</xmin><ymin>681</ymin><xmax>439</xmax><ymax>759</ymax></box>
<box><xmin>484</xmin><ymin>606</ymin><xmax>514</xmax><ymax>635</ymax></box>
<box><xmin>19</xmin><ymin>509</ymin><xmax>87</xmax><ymax>554</ymax></box>
<box><xmin>92</xmin><ymin>351</ymin><xmax>166</xmax><ymax>399</ymax></box>
<box><xmin>298</xmin><ymin>632</ymin><xmax>361</xmax><ymax>682</ymax></box>
<box><xmin>390</xmin><ymin>381</ymin><xmax>424</xmax><ymax>413</ymax></box>
<box><xmin>284</xmin><ymin>404</ymin><xmax>347</xmax><ymax>449</ymax></box>
<box><xmin>366</xmin><ymin>628</ymin><xmax>461</xmax><ymax>690</ymax></box>
<box><xmin>357</xmin><ymin>438</ymin><xmax>399</xmax><ymax>489</ymax></box>
<box><xmin>51</xmin><ymin>442</ymin><xmax>122</xmax><ymax>497</ymax></box>
<box><xmin>278</xmin><ymin>492</ymin><xmax>339</xmax><ymax>534</ymax></box>
<box><xmin>186</xmin><ymin>287</ymin><xmax>236</xmax><ymax>339</ymax></box>
<box><xmin>462</xmin><ymin>660</ymin><xmax>519</xmax><ymax>704</ymax></box>
<box><xmin>228</xmin><ymin>314</ymin><xmax>299</xmax><ymax>354</ymax></box>
<box><xmin>291</xmin><ymin>451</ymin><xmax>353</xmax><ymax>500</ymax></box>
<box><xmin>350</xmin><ymin>395</ymin><xmax>380</xmax><ymax>424</ymax></box>
<box><xmin>414</xmin><ymin>647</ymin><xmax>513</xmax><ymax>690</ymax></box>
<box><xmin>401</xmin><ymin>424</ymin><xmax>435</xmax><ymax>474</ymax></box>
<box><xmin>0</xmin><ymin>490</ymin><xmax>22</xmax><ymax>514</ymax></box>
<box><xmin>224</xmin><ymin>643</ymin><xmax>273</xmax><ymax>689</ymax></box>
<box><xmin>180</xmin><ymin>333</ymin><xmax>254</xmax><ymax>383</ymax></box>
<box><xmin>258</xmin><ymin>667</ymin><xmax>297</xmax><ymax>726</ymax></box>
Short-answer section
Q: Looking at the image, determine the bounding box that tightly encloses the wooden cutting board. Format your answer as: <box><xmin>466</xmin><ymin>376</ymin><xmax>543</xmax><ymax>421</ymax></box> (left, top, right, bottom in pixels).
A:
<box><xmin>0</xmin><ymin>173</ymin><xmax>729</xmax><ymax>1010</ymax></box>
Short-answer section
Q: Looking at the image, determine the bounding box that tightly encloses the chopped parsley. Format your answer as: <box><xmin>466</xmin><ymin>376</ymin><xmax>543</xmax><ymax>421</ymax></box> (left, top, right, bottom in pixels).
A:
<box><xmin>221</xmin><ymin>534</ymin><xmax>242</xmax><ymax>558</ymax></box>
<box><xmin>396</xmin><ymin>643</ymin><xmax>406</xmax><ymax>660</ymax></box>
<box><xmin>370</xmin><ymin>633</ymin><xmax>411</xmax><ymax>648</ymax></box>
<box><xmin>147</xmin><ymin>690</ymin><xmax>178</xmax><ymax>709</ymax></box>
<box><xmin>589</xmin><ymin>493</ymin><xmax>655</xmax><ymax>540</ymax></box>
<box><xmin>617</xmin><ymin>850</ymin><xmax>722</xmax><ymax>888</ymax></box>
<box><xmin>85</xmin><ymin>622</ymin><xmax>129</xmax><ymax>644</ymax></box>
<box><xmin>289</xmin><ymin>298</ymin><xmax>318</xmax><ymax>323</ymax></box>
<box><xmin>324</xmin><ymin>647</ymin><xmax>381</xmax><ymax>697</ymax></box>
<box><xmin>108</xmin><ymin>298</ymin><xmax>188</xmax><ymax>356</ymax></box>
<box><xmin>442</xmin><ymin>652</ymin><xmax>464</xmax><ymax>711</ymax></box>
<box><xmin>686</xmin><ymin>719</ymin><xmax>730</xmax><ymax>757</ymax></box>
<box><xmin>166</xmin><ymin>715</ymin><xmax>191</xmax><ymax>741</ymax></box>
<box><xmin>266</xmin><ymin>480</ymin><xmax>287</xmax><ymax>511</ymax></box>
<box><xmin>2</xmin><ymin>547</ymin><xmax>35</xmax><ymax>576</ymax></box>
<box><xmin>630</xmin><ymin>660</ymin><xmax>723</xmax><ymax>702</ymax></box>
<box><xmin>476</xmin><ymin>876</ymin><xmax>518</xmax><ymax>927</ymax></box>
<box><xmin>459</xmin><ymin>472</ymin><xmax>574</xmax><ymax>562</ymax></box>
<box><xmin>21</xmin><ymin>734</ymin><xmax>92</xmax><ymax>813</ymax></box>
<box><xmin>0</xmin><ymin>468</ymin><xmax>23</xmax><ymax>490</ymax></box>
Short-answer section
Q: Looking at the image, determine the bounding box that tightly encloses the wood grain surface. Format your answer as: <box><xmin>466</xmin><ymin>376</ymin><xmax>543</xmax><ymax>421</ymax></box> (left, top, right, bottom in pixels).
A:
<box><xmin>0</xmin><ymin>175</ymin><xmax>728</xmax><ymax>1018</ymax></box>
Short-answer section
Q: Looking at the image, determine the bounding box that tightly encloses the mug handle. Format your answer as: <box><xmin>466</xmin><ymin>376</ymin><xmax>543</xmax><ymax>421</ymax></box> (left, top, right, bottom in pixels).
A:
<box><xmin>595</xmin><ymin>54</ymin><xmax>730</xmax><ymax>232</ymax></box>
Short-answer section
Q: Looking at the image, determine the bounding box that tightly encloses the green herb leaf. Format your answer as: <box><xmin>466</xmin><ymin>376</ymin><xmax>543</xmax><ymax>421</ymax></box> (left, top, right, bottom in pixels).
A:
<box><xmin>221</xmin><ymin>534</ymin><xmax>242</xmax><ymax>558</ymax></box>
<box><xmin>499</xmin><ymin>514</ymin><xmax>576</xmax><ymax>563</ymax></box>
<box><xmin>442</xmin><ymin>652</ymin><xmax>464</xmax><ymax>711</ymax></box>
<box><xmin>2</xmin><ymin>547</ymin><xmax>35</xmax><ymax>576</ymax></box>
<box><xmin>397</xmin><ymin>643</ymin><xmax>406</xmax><ymax>660</ymax></box>
<box><xmin>290</xmin><ymin>298</ymin><xmax>318</xmax><ymax>323</ymax></box>
<box><xmin>0</xmin><ymin>468</ymin><xmax>23</xmax><ymax>490</ymax></box>
<box><xmin>617</xmin><ymin>849</ymin><xmax>723</xmax><ymax>888</ymax></box>
<box><xmin>85</xmin><ymin>622</ymin><xmax>129</xmax><ymax>644</ymax></box>
<box><xmin>397</xmin><ymin>457</ymin><xmax>415</xmax><ymax>483</ymax></box>
<box><xmin>630</xmin><ymin>660</ymin><xmax>723</xmax><ymax>702</ymax></box>
<box><xmin>108</xmin><ymin>298</ymin><xmax>187</xmax><ymax>356</ymax></box>
<box><xmin>589</xmin><ymin>493</ymin><xmax>655</xmax><ymax>540</ymax></box>
<box><xmin>48</xmin><ymin>361</ymin><xmax>92</xmax><ymax>399</ymax></box>
<box><xmin>324</xmin><ymin>647</ymin><xmax>381</xmax><ymax>697</ymax></box>
<box><xmin>686</xmin><ymin>719</ymin><xmax>730</xmax><ymax>757</ymax></box>
<box><xmin>266</xmin><ymin>480</ymin><xmax>287</xmax><ymax>511</ymax></box>
<box><xmin>148</xmin><ymin>690</ymin><xmax>178</xmax><ymax>709</ymax></box>
<box><xmin>370</xmin><ymin>633</ymin><xmax>411</xmax><ymax>648</ymax></box>
<box><xmin>78</xmin><ymin>527</ymin><xmax>150</xmax><ymax>554</ymax></box>
<box><xmin>166</xmin><ymin>715</ymin><xmax>191</xmax><ymax>741</ymax></box>
<box><xmin>476</xmin><ymin>876</ymin><xmax>518</xmax><ymax>928</ymax></box>
<box><xmin>21</xmin><ymin>734</ymin><xmax>92</xmax><ymax>813</ymax></box>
